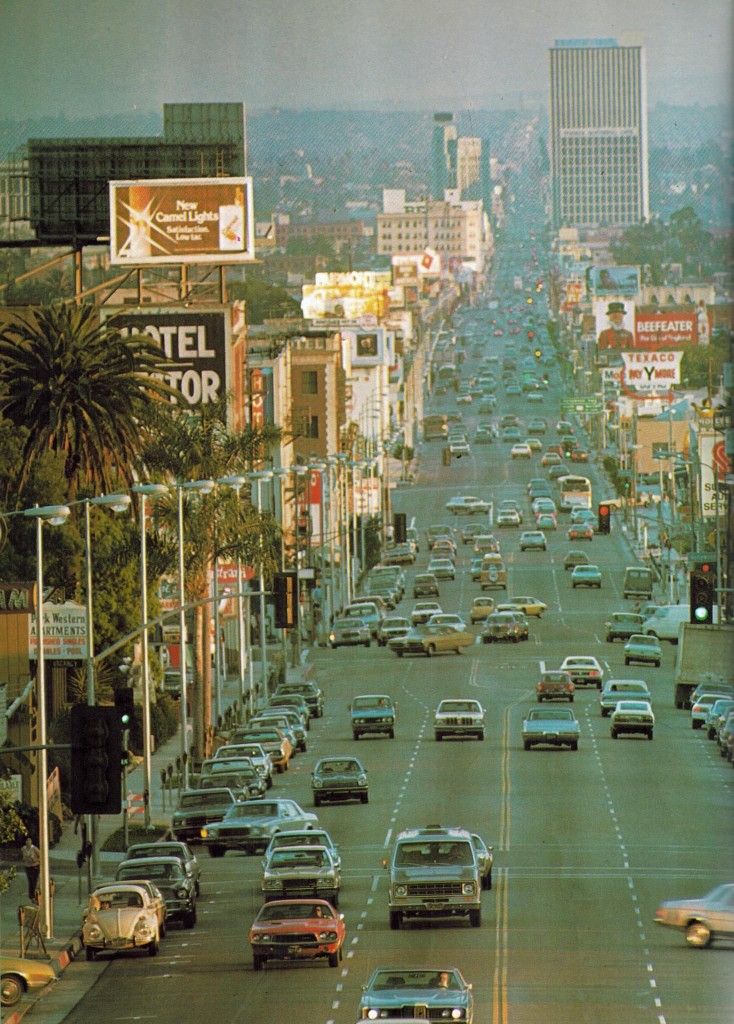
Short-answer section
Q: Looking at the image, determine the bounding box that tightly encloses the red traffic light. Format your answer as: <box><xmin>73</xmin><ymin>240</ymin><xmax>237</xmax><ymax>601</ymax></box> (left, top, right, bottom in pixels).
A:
<box><xmin>599</xmin><ymin>504</ymin><xmax>609</xmax><ymax>515</ymax></box>
<box><xmin>700</xmin><ymin>563</ymin><xmax>712</xmax><ymax>574</ymax></box>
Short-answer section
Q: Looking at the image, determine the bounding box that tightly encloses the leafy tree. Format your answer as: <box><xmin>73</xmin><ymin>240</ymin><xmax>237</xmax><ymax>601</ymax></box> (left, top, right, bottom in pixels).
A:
<box><xmin>0</xmin><ymin>792</ymin><xmax>27</xmax><ymax>893</ymax></box>
<box><xmin>0</xmin><ymin>304</ymin><xmax>173</xmax><ymax>499</ymax></box>
<box><xmin>142</xmin><ymin>402</ymin><xmax>281</xmax><ymax>759</ymax></box>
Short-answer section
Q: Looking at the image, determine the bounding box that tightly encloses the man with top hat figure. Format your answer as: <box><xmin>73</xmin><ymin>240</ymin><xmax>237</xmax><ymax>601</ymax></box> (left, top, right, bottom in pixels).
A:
<box><xmin>597</xmin><ymin>301</ymin><xmax>634</xmax><ymax>349</ymax></box>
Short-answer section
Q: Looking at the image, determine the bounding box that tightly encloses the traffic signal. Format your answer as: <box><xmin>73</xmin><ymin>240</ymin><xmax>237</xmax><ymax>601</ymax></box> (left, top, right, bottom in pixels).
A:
<box><xmin>689</xmin><ymin>564</ymin><xmax>715</xmax><ymax>624</ymax></box>
<box><xmin>533</xmin><ymin>348</ymin><xmax>543</xmax><ymax>360</ymax></box>
<box><xmin>274</xmin><ymin>571</ymin><xmax>299</xmax><ymax>629</ymax></box>
<box><xmin>597</xmin><ymin>503</ymin><xmax>611</xmax><ymax>534</ymax></box>
<box><xmin>393</xmin><ymin>512</ymin><xmax>407</xmax><ymax>543</ymax></box>
<box><xmin>70</xmin><ymin>705</ymin><xmax>122</xmax><ymax>815</ymax></box>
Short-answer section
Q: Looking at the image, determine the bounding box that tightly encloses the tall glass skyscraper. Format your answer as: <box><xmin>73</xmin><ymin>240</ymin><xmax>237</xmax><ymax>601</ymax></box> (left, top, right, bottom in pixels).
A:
<box><xmin>431</xmin><ymin>112</ymin><xmax>457</xmax><ymax>198</ymax></box>
<box><xmin>549</xmin><ymin>38</ymin><xmax>649</xmax><ymax>229</ymax></box>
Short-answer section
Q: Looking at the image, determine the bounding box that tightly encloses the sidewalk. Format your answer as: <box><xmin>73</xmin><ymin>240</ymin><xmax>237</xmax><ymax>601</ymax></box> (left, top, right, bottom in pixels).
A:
<box><xmin>0</xmin><ymin>654</ymin><xmax>314</xmax><ymax>1021</ymax></box>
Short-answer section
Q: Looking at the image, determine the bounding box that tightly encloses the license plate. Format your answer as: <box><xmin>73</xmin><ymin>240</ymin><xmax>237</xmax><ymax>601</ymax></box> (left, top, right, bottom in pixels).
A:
<box><xmin>287</xmin><ymin>945</ymin><xmax>303</xmax><ymax>955</ymax></box>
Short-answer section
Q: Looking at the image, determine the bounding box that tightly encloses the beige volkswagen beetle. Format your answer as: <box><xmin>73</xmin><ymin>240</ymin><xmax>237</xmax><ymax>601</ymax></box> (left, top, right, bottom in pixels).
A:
<box><xmin>82</xmin><ymin>883</ymin><xmax>163</xmax><ymax>961</ymax></box>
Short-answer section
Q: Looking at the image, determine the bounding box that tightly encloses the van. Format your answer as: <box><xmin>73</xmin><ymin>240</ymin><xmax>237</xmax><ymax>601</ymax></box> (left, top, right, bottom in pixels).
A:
<box><xmin>642</xmin><ymin>604</ymin><xmax>689</xmax><ymax>643</ymax></box>
<box><xmin>480</xmin><ymin>553</ymin><xmax>507</xmax><ymax>591</ymax></box>
<box><xmin>623</xmin><ymin>566</ymin><xmax>653</xmax><ymax>600</ymax></box>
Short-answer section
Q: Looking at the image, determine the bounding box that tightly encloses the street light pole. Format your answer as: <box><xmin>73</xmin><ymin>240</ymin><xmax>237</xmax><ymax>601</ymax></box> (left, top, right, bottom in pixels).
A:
<box><xmin>82</xmin><ymin>493</ymin><xmax>130</xmax><ymax>880</ymax></box>
<box><xmin>218</xmin><ymin>476</ymin><xmax>249</xmax><ymax>717</ymax></box>
<box><xmin>132</xmin><ymin>483</ymin><xmax>169</xmax><ymax>829</ymax></box>
<box><xmin>249</xmin><ymin>470</ymin><xmax>273</xmax><ymax>705</ymax></box>
<box><xmin>26</xmin><ymin>504</ymin><xmax>70</xmax><ymax>938</ymax></box>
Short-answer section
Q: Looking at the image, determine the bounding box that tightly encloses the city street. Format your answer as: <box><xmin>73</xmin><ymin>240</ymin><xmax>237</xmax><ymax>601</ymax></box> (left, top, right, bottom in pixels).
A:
<box><xmin>47</xmin><ymin>377</ymin><xmax>734</xmax><ymax>1024</ymax></box>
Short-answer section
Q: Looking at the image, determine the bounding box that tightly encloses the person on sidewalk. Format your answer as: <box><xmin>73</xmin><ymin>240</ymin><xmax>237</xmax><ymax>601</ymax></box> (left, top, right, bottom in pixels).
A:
<box><xmin>20</xmin><ymin>836</ymin><xmax>40</xmax><ymax>902</ymax></box>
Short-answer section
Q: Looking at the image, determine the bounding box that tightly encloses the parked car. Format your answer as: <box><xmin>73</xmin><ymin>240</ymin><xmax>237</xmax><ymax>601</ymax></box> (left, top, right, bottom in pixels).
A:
<box><xmin>115</xmin><ymin>856</ymin><xmax>197</xmax><ymax>929</ymax></box>
<box><xmin>82</xmin><ymin>883</ymin><xmax>163</xmax><ymax>960</ymax></box>
<box><xmin>171</xmin><ymin>788</ymin><xmax>237</xmax><ymax>845</ymax></box>
<box><xmin>124</xmin><ymin>840</ymin><xmax>200</xmax><ymax>901</ymax></box>
<box><xmin>654</xmin><ymin>883</ymin><xmax>734</xmax><ymax>947</ymax></box>
<box><xmin>249</xmin><ymin>899</ymin><xmax>346</xmax><ymax>970</ymax></box>
<box><xmin>312</xmin><ymin>756</ymin><xmax>369</xmax><ymax>805</ymax></box>
<box><xmin>0</xmin><ymin>958</ymin><xmax>56</xmax><ymax>1008</ymax></box>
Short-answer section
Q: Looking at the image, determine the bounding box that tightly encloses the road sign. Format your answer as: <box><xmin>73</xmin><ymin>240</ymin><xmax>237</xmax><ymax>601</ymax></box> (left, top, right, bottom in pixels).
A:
<box><xmin>561</xmin><ymin>397</ymin><xmax>603</xmax><ymax>414</ymax></box>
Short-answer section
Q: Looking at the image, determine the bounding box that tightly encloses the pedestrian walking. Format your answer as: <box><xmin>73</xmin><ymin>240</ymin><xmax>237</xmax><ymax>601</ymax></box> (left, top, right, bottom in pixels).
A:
<box><xmin>20</xmin><ymin>836</ymin><xmax>40</xmax><ymax>901</ymax></box>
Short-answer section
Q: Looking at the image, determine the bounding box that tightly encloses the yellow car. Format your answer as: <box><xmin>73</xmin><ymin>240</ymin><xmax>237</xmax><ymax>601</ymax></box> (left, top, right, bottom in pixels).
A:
<box><xmin>1</xmin><ymin>957</ymin><xmax>56</xmax><ymax>1007</ymax></box>
<box><xmin>506</xmin><ymin>595</ymin><xmax>548</xmax><ymax>618</ymax></box>
<box><xmin>470</xmin><ymin>597</ymin><xmax>496</xmax><ymax>623</ymax></box>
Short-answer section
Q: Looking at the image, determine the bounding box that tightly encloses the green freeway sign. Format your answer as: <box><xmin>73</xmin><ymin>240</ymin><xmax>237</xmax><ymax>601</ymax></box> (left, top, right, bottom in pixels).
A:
<box><xmin>561</xmin><ymin>397</ymin><xmax>603</xmax><ymax>414</ymax></box>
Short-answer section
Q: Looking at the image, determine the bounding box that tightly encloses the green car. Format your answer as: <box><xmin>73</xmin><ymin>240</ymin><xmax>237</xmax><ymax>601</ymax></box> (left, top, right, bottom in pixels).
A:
<box><xmin>624</xmin><ymin>633</ymin><xmax>662</xmax><ymax>667</ymax></box>
<box><xmin>571</xmin><ymin>564</ymin><xmax>602</xmax><ymax>589</ymax></box>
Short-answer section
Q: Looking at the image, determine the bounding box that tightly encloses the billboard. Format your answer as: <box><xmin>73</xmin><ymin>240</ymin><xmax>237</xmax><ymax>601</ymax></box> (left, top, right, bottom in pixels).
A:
<box><xmin>635</xmin><ymin>310</ymin><xmax>698</xmax><ymax>350</ymax></box>
<box><xmin>587</xmin><ymin>265</ymin><xmax>640</xmax><ymax>297</ymax></box>
<box><xmin>594</xmin><ymin>299</ymin><xmax>636</xmax><ymax>350</ymax></box>
<box><xmin>110</xmin><ymin>308</ymin><xmax>229</xmax><ymax>409</ymax></box>
<box><xmin>392</xmin><ymin>256</ymin><xmax>421</xmax><ymax>287</ymax></box>
<box><xmin>621</xmin><ymin>351</ymin><xmax>682</xmax><ymax>392</ymax></box>
<box><xmin>301</xmin><ymin>270</ymin><xmax>391</xmax><ymax>320</ymax></box>
<box><xmin>248</xmin><ymin>367</ymin><xmax>275</xmax><ymax>428</ymax></box>
<box><xmin>699</xmin><ymin>432</ymin><xmax>730</xmax><ymax>519</ymax></box>
<box><xmin>29</xmin><ymin>602</ymin><xmax>87</xmax><ymax>660</ymax></box>
<box><xmin>109</xmin><ymin>177</ymin><xmax>255</xmax><ymax>265</ymax></box>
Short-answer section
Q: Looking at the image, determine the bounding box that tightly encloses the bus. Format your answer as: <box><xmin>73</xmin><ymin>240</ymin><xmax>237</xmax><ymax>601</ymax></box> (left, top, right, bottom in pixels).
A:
<box><xmin>557</xmin><ymin>475</ymin><xmax>592</xmax><ymax>512</ymax></box>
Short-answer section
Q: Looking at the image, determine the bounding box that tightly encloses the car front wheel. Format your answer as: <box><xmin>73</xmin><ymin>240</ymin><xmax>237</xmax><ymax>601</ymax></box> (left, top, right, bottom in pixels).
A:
<box><xmin>686</xmin><ymin>921</ymin><xmax>712</xmax><ymax>948</ymax></box>
<box><xmin>1</xmin><ymin>974</ymin><xmax>24</xmax><ymax>1007</ymax></box>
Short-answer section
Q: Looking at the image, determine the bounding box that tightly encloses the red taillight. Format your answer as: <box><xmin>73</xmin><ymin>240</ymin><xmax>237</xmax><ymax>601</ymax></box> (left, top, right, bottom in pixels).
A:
<box><xmin>692</xmin><ymin>704</ymin><xmax>705</xmax><ymax>714</ymax></box>
<box><xmin>590</xmin><ymin>670</ymin><xmax>600</xmax><ymax>677</ymax></box>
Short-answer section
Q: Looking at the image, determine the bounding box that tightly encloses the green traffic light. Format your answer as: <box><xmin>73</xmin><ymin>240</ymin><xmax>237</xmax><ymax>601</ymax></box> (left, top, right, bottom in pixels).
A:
<box><xmin>121</xmin><ymin>713</ymin><xmax>130</xmax><ymax>725</ymax></box>
<box><xmin>694</xmin><ymin>606</ymin><xmax>710</xmax><ymax>622</ymax></box>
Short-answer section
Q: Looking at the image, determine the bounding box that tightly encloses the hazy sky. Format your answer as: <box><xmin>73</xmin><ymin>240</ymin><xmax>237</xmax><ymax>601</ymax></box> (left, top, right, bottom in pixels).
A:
<box><xmin>2</xmin><ymin>0</ymin><xmax>732</xmax><ymax>119</ymax></box>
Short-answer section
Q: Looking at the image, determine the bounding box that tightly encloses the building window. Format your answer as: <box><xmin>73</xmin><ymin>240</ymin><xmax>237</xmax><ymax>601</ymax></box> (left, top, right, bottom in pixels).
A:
<box><xmin>299</xmin><ymin>414</ymin><xmax>319</xmax><ymax>438</ymax></box>
<box><xmin>301</xmin><ymin>370</ymin><xmax>318</xmax><ymax>395</ymax></box>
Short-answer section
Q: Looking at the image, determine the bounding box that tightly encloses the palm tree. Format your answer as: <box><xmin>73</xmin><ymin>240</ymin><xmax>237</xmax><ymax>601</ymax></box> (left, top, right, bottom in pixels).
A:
<box><xmin>0</xmin><ymin>304</ymin><xmax>172</xmax><ymax>499</ymax></box>
<box><xmin>143</xmin><ymin>402</ymin><xmax>281</xmax><ymax>760</ymax></box>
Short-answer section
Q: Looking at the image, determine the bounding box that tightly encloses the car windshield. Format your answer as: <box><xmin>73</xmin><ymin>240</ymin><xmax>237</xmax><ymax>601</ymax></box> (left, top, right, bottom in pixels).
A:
<box><xmin>256</xmin><ymin>902</ymin><xmax>335</xmax><ymax>922</ymax></box>
<box><xmin>317</xmin><ymin>760</ymin><xmax>359</xmax><ymax>774</ymax></box>
<box><xmin>353</xmin><ymin>697</ymin><xmax>392</xmax><ymax>709</ymax></box>
<box><xmin>628</xmin><ymin>635</ymin><xmax>655</xmax><ymax>645</ymax></box>
<box><xmin>395</xmin><ymin>841</ymin><xmax>474</xmax><ymax>866</ymax></box>
<box><xmin>440</xmin><ymin>701</ymin><xmax>480</xmax><ymax>712</ymax></box>
<box><xmin>179</xmin><ymin>793</ymin><xmax>232</xmax><ymax>809</ymax></box>
<box><xmin>335</xmin><ymin>618</ymin><xmax>361</xmax><ymax>629</ymax></box>
<box><xmin>541</xmin><ymin>673</ymin><xmax>570</xmax><ymax>683</ymax></box>
<box><xmin>530</xmin><ymin>709</ymin><xmax>574</xmax><ymax>720</ymax></box>
<box><xmin>382</xmin><ymin>619</ymin><xmax>408</xmax><ymax>628</ymax></box>
<box><xmin>93</xmin><ymin>890</ymin><xmax>143</xmax><ymax>910</ymax></box>
<box><xmin>118</xmin><ymin>863</ymin><xmax>182</xmax><ymax>881</ymax></box>
<box><xmin>269</xmin><ymin>849</ymin><xmax>327</xmax><ymax>868</ymax></box>
<box><xmin>616</xmin><ymin>701</ymin><xmax>650</xmax><ymax>711</ymax></box>
<box><xmin>226</xmin><ymin>802</ymin><xmax>279</xmax><ymax>818</ymax></box>
<box><xmin>372</xmin><ymin>970</ymin><xmax>459</xmax><ymax>990</ymax></box>
<box><xmin>272</xmin><ymin>833</ymin><xmax>329</xmax><ymax>849</ymax></box>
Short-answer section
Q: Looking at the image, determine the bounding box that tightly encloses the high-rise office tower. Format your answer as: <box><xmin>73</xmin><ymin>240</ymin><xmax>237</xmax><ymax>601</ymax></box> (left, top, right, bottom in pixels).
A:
<box><xmin>431</xmin><ymin>113</ymin><xmax>457</xmax><ymax>198</ymax></box>
<box><xmin>549</xmin><ymin>37</ymin><xmax>649</xmax><ymax>228</ymax></box>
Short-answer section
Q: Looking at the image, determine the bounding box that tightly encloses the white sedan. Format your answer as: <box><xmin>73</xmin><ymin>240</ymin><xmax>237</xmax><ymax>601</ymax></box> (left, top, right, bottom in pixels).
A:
<box><xmin>449</xmin><ymin>441</ymin><xmax>471</xmax><ymax>457</ymax></box>
<box><xmin>426</xmin><ymin>613</ymin><xmax>469</xmax><ymax>632</ymax></box>
<box><xmin>510</xmin><ymin>443</ymin><xmax>533</xmax><ymax>459</ymax></box>
<box><xmin>445</xmin><ymin>495</ymin><xmax>490</xmax><ymax>515</ymax></box>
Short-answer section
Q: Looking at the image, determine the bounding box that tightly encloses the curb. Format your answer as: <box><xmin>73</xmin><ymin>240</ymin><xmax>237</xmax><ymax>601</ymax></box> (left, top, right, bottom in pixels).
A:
<box><xmin>3</xmin><ymin>932</ymin><xmax>83</xmax><ymax>1024</ymax></box>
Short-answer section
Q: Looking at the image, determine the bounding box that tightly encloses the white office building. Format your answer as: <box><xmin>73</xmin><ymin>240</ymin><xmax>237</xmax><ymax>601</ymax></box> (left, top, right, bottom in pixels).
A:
<box><xmin>549</xmin><ymin>37</ymin><xmax>649</xmax><ymax>229</ymax></box>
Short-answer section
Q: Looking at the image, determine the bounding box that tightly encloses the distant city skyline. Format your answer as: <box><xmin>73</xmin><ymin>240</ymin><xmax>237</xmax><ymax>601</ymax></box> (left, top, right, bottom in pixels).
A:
<box><xmin>1</xmin><ymin>0</ymin><xmax>731</xmax><ymax>121</ymax></box>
